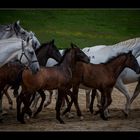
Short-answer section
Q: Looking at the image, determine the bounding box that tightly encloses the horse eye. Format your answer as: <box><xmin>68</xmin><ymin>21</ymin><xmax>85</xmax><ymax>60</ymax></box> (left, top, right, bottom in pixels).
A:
<box><xmin>22</xmin><ymin>32</ymin><xmax>25</xmax><ymax>35</ymax></box>
<box><xmin>30</xmin><ymin>51</ymin><xmax>34</xmax><ymax>56</ymax></box>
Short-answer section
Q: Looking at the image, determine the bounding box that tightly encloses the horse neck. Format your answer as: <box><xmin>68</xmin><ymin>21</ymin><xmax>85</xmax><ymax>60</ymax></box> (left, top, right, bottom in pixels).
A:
<box><xmin>105</xmin><ymin>55</ymin><xmax>127</xmax><ymax>79</ymax></box>
<box><xmin>60</xmin><ymin>51</ymin><xmax>75</xmax><ymax>71</ymax></box>
<box><xmin>36</xmin><ymin>47</ymin><xmax>49</xmax><ymax>66</ymax></box>
<box><xmin>1</xmin><ymin>48</ymin><xmax>21</xmax><ymax>67</ymax></box>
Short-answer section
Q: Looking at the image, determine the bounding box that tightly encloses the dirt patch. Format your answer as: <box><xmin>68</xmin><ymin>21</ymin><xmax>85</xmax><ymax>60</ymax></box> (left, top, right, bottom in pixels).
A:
<box><xmin>1</xmin><ymin>82</ymin><xmax>140</xmax><ymax>131</ymax></box>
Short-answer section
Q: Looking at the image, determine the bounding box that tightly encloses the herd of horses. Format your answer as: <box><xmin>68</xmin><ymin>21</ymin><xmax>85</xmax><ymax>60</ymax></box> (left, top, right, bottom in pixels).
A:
<box><xmin>0</xmin><ymin>20</ymin><xmax>140</xmax><ymax>124</ymax></box>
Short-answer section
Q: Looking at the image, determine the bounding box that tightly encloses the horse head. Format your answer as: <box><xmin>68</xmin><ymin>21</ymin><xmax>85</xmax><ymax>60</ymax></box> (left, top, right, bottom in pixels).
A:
<box><xmin>125</xmin><ymin>50</ymin><xmax>140</xmax><ymax>74</ymax></box>
<box><xmin>18</xmin><ymin>37</ymin><xmax>40</xmax><ymax>74</ymax></box>
<box><xmin>47</xmin><ymin>39</ymin><xmax>62</xmax><ymax>62</ymax></box>
<box><xmin>70</xmin><ymin>43</ymin><xmax>90</xmax><ymax>63</ymax></box>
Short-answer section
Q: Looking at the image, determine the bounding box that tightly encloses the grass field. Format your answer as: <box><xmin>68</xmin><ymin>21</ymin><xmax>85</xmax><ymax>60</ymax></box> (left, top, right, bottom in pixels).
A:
<box><xmin>0</xmin><ymin>9</ymin><xmax>140</xmax><ymax>49</ymax></box>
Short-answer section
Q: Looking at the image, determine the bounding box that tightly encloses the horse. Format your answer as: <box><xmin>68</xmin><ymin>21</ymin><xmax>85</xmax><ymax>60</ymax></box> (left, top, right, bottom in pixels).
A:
<box><xmin>81</xmin><ymin>37</ymin><xmax>140</xmax><ymax>116</ymax></box>
<box><xmin>2</xmin><ymin>39</ymin><xmax>62</xmax><ymax>111</ymax></box>
<box><xmin>62</xmin><ymin>51</ymin><xmax>140</xmax><ymax>121</ymax></box>
<box><xmin>0</xmin><ymin>20</ymin><xmax>40</xmax><ymax>50</ymax></box>
<box><xmin>31</xmin><ymin>49</ymin><xmax>64</xmax><ymax>109</ymax></box>
<box><xmin>0</xmin><ymin>37</ymin><xmax>40</xmax><ymax>120</ymax></box>
<box><xmin>16</xmin><ymin>43</ymin><xmax>90</xmax><ymax>124</ymax></box>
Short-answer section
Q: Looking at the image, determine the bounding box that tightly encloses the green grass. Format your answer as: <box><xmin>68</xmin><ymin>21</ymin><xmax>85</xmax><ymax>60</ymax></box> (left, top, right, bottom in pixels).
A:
<box><xmin>0</xmin><ymin>9</ymin><xmax>140</xmax><ymax>49</ymax></box>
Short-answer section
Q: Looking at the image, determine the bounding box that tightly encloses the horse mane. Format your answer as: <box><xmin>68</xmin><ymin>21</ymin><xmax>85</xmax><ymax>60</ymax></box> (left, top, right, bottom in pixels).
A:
<box><xmin>110</xmin><ymin>37</ymin><xmax>140</xmax><ymax>49</ymax></box>
<box><xmin>101</xmin><ymin>52</ymin><xmax>128</xmax><ymax>64</ymax></box>
<box><xmin>0</xmin><ymin>38</ymin><xmax>22</xmax><ymax>48</ymax></box>
<box><xmin>35</xmin><ymin>41</ymin><xmax>53</xmax><ymax>54</ymax></box>
<box><xmin>55</xmin><ymin>48</ymin><xmax>71</xmax><ymax>65</ymax></box>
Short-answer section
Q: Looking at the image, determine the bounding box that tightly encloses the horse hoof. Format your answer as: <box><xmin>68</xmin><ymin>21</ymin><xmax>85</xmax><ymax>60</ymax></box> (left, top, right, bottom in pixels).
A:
<box><xmin>100</xmin><ymin>114</ymin><xmax>108</xmax><ymax>120</ymax></box>
<box><xmin>21</xmin><ymin>121</ymin><xmax>26</xmax><ymax>124</ymax></box>
<box><xmin>122</xmin><ymin>110</ymin><xmax>128</xmax><ymax>118</ymax></box>
<box><xmin>32</xmin><ymin>114</ymin><xmax>37</xmax><ymax>118</ymax></box>
<box><xmin>80</xmin><ymin>116</ymin><xmax>84</xmax><ymax>121</ymax></box>
<box><xmin>9</xmin><ymin>106</ymin><xmax>13</xmax><ymax>110</ymax></box>
<box><xmin>60</xmin><ymin>120</ymin><xmax>65</xmax><ymax>124</ymax></box>
<box><xmin>103</xmin><ymin>118</ymin><xmax>108</xmax><ymax>121</ymax></box>
<box><xmin>94</xmin><ymin>110</ymin><xmax>100</xmax><ymax>115</ymax></box>
<box><xmin>90</xmin><ymin>109</ymin><xmax>94</xmax><ymax>114</ymax></box>
<box><xmin>2</xmin><ymin>111</ymin><xmax>8</xmax><ymax>116</ymax></box>
<box><xmin>97</xmin><ymin>104</ymin><xmax>101</xmax><ymax>109</ymax></box>
<box><xmin>26</xmin><ymin>115</ymin><xmax>30</xmax><ymax>120</ymax></box>
<box><xmin>60</xmin><ymin>121</ymin><xmax>65</xmax><ymax>124</ymax></box>
<box><xmin>65</xmin><ymin>112</ymin><xmax>74</xmax><ymax>119</ymax></box>
<box><xmin>0</xmin><ymin>116</ymin><xmax>3</xmax><ymax>123</ymax></box>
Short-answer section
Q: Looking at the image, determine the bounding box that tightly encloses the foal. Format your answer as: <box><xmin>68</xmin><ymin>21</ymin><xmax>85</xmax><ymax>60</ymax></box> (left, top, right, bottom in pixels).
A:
<box><xmin>16</xmin><ymin>44</ymin><xmax>90</xmax><ymax>124</ymax></box>
<box><xmin>62</xmin><ymin>51</ymin><xmax>140</xmax><ymax>120</ymax></box>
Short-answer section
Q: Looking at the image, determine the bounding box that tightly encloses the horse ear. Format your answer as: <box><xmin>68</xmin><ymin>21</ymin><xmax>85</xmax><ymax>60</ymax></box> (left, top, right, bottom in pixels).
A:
<box><xmin>51</xmin><ymin>39</ymin><xmax>54</xmax><ymax>44</ymax></box>
<box><xmin>17</xmin><ymin>20</ymin><xmax>20</xmax><ymax>25</ymax></box>
<box><xmin>5</xmin><ymin>25</ymin><xmax>11</xmax><ymax>31</ymax></box>
<box><xmin>71</xmin><ymin>43</ymin><xmax>74</xmax><ymax>48</ymax></box>
<box><xmin>14</xmin><ymin>20</ymin><xmax>21</xmax><ymax>31</ymax></box>
<box><xmin>29</xmin><ymin>31</ymin><xmax>34</xmax><ymax>38</ymax></box>
<box><xmin>128</xmin><ymin>50</ymin><xmax>132</xmax><ymax>55</ymax></box>
<box><xmin>71</xmin><ymin>43</ymin><xmax>77</xmax><ymax>48</ymax></box>
<box><xmin>27</xmin><ymin>37</ymin><xmax>30</xmax><ymax>44</ymax></box>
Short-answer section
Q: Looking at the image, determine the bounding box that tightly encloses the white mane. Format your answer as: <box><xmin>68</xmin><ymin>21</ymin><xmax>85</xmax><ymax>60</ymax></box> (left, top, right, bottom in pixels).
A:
<box><xmin>110</xmin><ymin>37</ymin><xmax>140</xmax><ymax>49</ymax></box>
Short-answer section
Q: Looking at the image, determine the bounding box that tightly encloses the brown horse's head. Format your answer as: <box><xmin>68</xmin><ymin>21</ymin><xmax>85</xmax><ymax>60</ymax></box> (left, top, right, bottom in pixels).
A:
<box><xmin>70</xmin><ymin>43</ymin><xmax>90</xmax><ymax>63</ymax></box>
<box><xmin>125</xmin><ymin>51</ymin><xmax>140</xmax><ymax>74</ymax></box>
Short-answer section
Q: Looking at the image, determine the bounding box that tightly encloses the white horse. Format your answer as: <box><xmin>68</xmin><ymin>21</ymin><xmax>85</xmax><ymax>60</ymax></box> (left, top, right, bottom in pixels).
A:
<box><xmin>0</xmin><ymin>37</ymin><xmax>40</xmax><ymax>120</ymax></box>
<box><xmin>0</xmin><ymin>20</ymin><xmax>40</xmax><ymax>50</ymax></box>
<box><xmin>0</xmin><ymin>21</ymin><xmax>41</xmax><ymax>110</ymax></box>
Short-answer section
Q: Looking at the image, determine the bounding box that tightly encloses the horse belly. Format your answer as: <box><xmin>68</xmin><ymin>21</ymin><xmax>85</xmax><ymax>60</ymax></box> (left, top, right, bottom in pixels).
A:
<box><xmin>122</xmin><ymin>70</ymin><xmax>139</xmax><ymax>84</ymax></box>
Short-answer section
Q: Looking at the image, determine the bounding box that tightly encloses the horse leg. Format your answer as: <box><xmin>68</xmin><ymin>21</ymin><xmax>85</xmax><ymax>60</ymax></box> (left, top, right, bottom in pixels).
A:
<box><xmin>0</xmin><ymin>89</ymin><xmax>8</xmax><ymax>117</ymax></box>
<box><xmin>31</xmin><ymin>92</ymin><xmax>40</xmax><ymax>111</ymax></box>
<box><xmin>100</xmin><ymin>90</ymin><xmax>112</xmax><ymax>120</ymax></box>
<box><xmin>85</xmin><ymin>89</ymin><xmax>91</xmax><ymax>112</ymax></box>
<box><xmin>33</xmin><ymin>90</ymin><xmax>46</xmax><ymax>117</ymax></box>
<box><xmin>20</xmin><ymin>93</ymin><xmax>32</xmax><ymax>124</ymax></box>
<box><xmin>95</xmin><ymin>91</ymin><xmax>110</xmax><ymax>117</ymax></box>
<box><xmin>115</xmin><ymin>79</ymin><xmax>131</xmax><ymax>116</ymax></box>
<box><xmin>94</xmin><ymin>91</ymin><xmax>105</xmax><ymax>115</ymax></box>
<box><xmin>13</xmin><ymin>86</ymin><xmax>19</xmax><ymax>98</ymax></box>
<box><xmin>130</xmin><ymin>78</ymin><xmax>140</xmax><ymax>105</ymax></box>
<box><xmin>55</xmin><ymin>89</ymin><xmax>65</xmax><ymax>124</ymax></box>
<box><xmin>3</xmin><ymin>85</ymin><xmax>13</xmax><ymax>110</ymax></box>
<box><xmin>44</xmin><ymin>90</ymin><xmax>53</xmax><ymax>108</ymax></box>
<box><xmin>63</xmin><ymin>86</ymin><xmax>83</xmax><ymax>120</ymax></box>
<box><xmin>89</xmin><ymin>89</ymin><xmax>97</xmax><ymax>114</ymax></box>
<box><xmin>16</xmin><ymin>91</ymin><xmax>24</xmax><ymax>123</ymax></box>
<box><xmin>0</xmin><ymin>91</ymin><xmax>3</xmax><ymax>122</ymax></box>
<box><xmin>96</xmin><ymin>91</ymin><xmax>101</xmax><ymax>108</ymax></box>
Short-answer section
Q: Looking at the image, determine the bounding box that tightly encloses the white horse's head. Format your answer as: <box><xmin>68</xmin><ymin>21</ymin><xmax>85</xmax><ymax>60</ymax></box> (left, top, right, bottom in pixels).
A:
<box><xmin>18</xmin><ymin>37</ymin><xmax>40</xmax><ymax>74</ymax></box>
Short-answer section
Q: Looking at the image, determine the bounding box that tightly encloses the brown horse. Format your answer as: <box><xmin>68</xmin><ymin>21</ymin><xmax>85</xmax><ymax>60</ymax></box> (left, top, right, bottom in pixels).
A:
<box><xmin>62</xmin><ymin>51</ymin><xmax>140</xmax><ymax>120</ymax></box>
<box><xmin>0</xmin><ymin>61</ymin><xmax>25</xmax><ymax>116</ymax></box>
<box><xmin>16</xmin><ymin>43</ymin><xmax>90</xmax><ymax>124</ymax></box>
